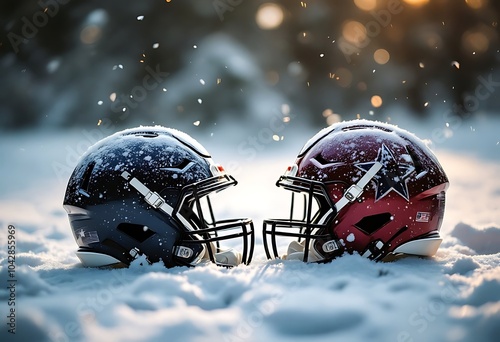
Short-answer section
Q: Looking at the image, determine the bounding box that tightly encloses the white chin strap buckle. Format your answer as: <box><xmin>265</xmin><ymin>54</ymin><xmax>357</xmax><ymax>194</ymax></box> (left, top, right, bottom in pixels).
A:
<box><xmin>344</xmin><ymin>184</ymin><xmax>363</xmax><ymax>202</ymax></box>
<box><xmin>121</xmin><ymin>171</ymin><xmax>174</xmax><ymax>215</ymax></box>
<box><xmin>335</xmin><ymin>162</ymin><xmax>382</xmax><ymax>213</ymax></box>
<box><xmin>144</xmin><ymin>191</ymin><xmax>165</xmax><ymax>209</ymax></box>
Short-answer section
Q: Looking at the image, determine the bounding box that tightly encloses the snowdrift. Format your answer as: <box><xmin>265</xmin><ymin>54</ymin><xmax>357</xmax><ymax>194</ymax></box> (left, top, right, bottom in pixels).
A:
<box><xmin>1</xmin><ymin>122</ymin><xmax>499</xmax><ymax>342</ymax></box>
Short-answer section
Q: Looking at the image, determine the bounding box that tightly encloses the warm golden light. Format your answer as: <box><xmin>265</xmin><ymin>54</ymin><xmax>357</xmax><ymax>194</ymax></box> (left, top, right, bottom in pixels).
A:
<box><xmin>326</xmin><ymin>114</ymin><xmax>342</xmax><ymax>125</ymax></box>
<box><xmin>322</xmin><ymin>109</ymin><xmax>342</xmax><ymax>126</ymax></box>
<box><xmin>371</xmin><ymin>95</ymin><xmax>383</xmax><ymax>107</ymax></box>
<box><xmin>322</xmin><ymin>109</ymin><xmax>333</xmax><ymax>117</ymax></box>
<box><xmin>403</xmin><ymin>0</ymin><xmax>429</xmax><ymax>7</ymax></box>
<box><xmin>465</xmin><ymin>0</ymin><xmax>488</xmax><ymax>9</ymax></box>
<box><xmin>256</xmin><ymin>3</ymin><xmax>284</xmax><ymax>30</ymax></box>
<box><xmin>374</xmin><ymin>49</ymin><xmax>390</xmax><ymax>64</ymax></box>
<box><xmin>462</xmin><ymin>29</ymin><xmax>490</xmax><ymax>54</ymax></box>
<box><xmin>342</xmin><ymin>20</ymin><xmax>367</xmax><ymax>46</ymax></box>
<box><xmin>354</xmin><ymin>0</ymin><xmax>377</xmax><ymax>11</ymax></box>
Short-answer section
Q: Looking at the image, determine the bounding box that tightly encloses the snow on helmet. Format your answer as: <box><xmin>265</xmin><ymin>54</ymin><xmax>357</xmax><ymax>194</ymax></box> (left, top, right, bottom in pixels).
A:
<box><xmin>263</xmin><ymin>119</ymin><xmax>448</xmax><ymax>262</ymax></box>
<box><xmin>64</xmin><ymin>126</ymin><xmax>254</xmax><ymax>268</ymax></box>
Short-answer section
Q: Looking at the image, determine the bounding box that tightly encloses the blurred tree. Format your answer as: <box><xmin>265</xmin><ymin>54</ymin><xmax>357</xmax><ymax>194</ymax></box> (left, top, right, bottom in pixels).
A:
<box><xmin>0</xmin><ymin>0</ymin><xmax>498</xmax><ymax>130</ymax></box>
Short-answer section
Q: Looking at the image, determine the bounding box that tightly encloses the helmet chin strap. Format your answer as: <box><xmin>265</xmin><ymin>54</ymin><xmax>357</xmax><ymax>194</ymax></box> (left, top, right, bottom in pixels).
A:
<box><xmin>283</xmin><ymin>162</ymin><xmax>382</xmax><ymax>262</ymax></box>
<box><xmin>121</xmin><ymin>171</ymin><xmax>175</xmax><ymax>215</ymax></box>
<box><xmin>121</xmin><ymin>171</ymin><xmax>244</xmax><ymax>267</ymax></box>
<box><xmin>334</xmin><ymin>161</ymin><xmax>382</xmax><ymax>213</ymax></box>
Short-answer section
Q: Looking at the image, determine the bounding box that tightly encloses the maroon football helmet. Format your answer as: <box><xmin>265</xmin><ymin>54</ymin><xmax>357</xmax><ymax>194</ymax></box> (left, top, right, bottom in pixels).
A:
<box><xmin>263</xmin><ymin>120</ymin><xmax>449</xmax><ymax>262</ymax></box>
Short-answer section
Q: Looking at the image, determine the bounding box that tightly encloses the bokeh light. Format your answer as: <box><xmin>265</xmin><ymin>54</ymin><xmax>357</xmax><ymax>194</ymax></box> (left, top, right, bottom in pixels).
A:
<box><xmin>465</xmin><ymin>0</ymin><xmax>488</xmax><ymax>9</ymax></box>
<box><xmin>353</xmin><ymin>0</ymin><xmax>377</xmax><ymax>11</ymax></box>
<box><xmin>424</xmin><ymin>32</ymin><xmax>443</xmax><ymax>49</ymax></box>
<box><xmin>256</xmin><ymin>3</ymin><xmax>284</xmax><ymax>30</ymax></box>
<box><xmin>342</xmin><ymin>20</ymin><xmax>367</xmax><ymax>47</ymax></box>
<box><xmin>374</xmin><ymin>49</ymin><xmax>390</xmax><ymax>64</ymax></box>
<box><xmin>403</xmin><ymin>0</ymin><xmax>430</xmax><ymax>7</ymax></box>
<box><xmin>323</xmin><ymin>109</ymin><xmax>342</xmax><ymax>126</ymax></box>
<box><xmin>462</xmin><ymin>27</ymin><xmax>491</xmax><ymax>54</ymax></box>
<box><xmin>371</xmin><ymin>95</ymin><xmax>383</xmax><ymax>107</ymax></box>
<box><xmin>333</xmin><ymin>68</ymin><xmax>353</xmax><ymax>88</ymax></box>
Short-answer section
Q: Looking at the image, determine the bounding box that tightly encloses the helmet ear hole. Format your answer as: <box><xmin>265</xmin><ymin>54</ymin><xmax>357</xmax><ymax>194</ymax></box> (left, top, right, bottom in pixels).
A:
<box><xmin>117</xmin><ymin>223</ymin><xmax>156</xmax><ymax>243</ymax></box>
<box><xmin>354</xmin><ymin>213</ymin><xmax>393</xmax><ymax>235</ymax></box>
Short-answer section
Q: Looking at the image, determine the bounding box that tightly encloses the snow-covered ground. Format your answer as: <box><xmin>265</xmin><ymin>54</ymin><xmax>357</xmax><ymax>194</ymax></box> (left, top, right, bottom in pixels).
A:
<box><xmin>0</xmin><ymin>115</ymin><xmax>499</xmax><ymax>342</ymax></box>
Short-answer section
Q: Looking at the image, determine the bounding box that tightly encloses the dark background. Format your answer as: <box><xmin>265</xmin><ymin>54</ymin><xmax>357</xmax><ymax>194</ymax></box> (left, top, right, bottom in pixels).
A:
<box><xmin>1</xmin><ymin>0</ymin><xmax>499</xmax><ymax>133</ymax></box>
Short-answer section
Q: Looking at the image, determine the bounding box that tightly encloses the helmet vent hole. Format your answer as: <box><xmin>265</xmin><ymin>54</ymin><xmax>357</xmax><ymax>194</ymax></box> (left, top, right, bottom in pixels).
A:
<box><xmin>79</xmin><ymin>161</ymin><xmax>95</xmax><ymax>197</ymax></box>
<box><xmin>342</xmin><ymin>125</ymin><xmax>392</xmax><ymax>133</ymax></box>
<box><xmin>174</xmin><ymin>158</ymin><xmax>192</xmax><ymax>170</ymax></box>
<box><xmin>138</xmin><ymin>133</ymin><xmax>158</xmax><ymax>138</ymax></box>
<box><xmin>355</xmin><ymin>213</ymin><xmax>393</xmax><ymax>235</ymax></box>
<box><xmin>313</xmin><ymin>154</ymin><xmax>330</xmax><ymax>166</ymax></box>
<box><xmin>125</xmin><ymin>132</ymin><xmax>159</xmax><ymax>138</ymax></box>
<box><xmin>117</xmin><ymin>223</ymin><xmax>156</xmax><ymax>242</ymax></box>
<box><xmin>406</xmin><ymin>145</ymin><xmax>424</xmax><ymax>174</ymax></box>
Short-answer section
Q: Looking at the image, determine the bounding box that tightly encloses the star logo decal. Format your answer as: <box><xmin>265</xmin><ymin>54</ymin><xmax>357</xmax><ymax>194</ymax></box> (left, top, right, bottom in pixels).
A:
<box><xmin>355</xmin><ymin>144</ymin><xmax>415</xmax><ymax>201</ymax></box>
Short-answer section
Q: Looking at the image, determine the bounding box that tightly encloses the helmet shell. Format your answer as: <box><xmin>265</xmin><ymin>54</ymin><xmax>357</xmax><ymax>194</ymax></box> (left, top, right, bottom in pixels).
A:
<box><xmin>297</xmin><ymin>120</ymin><xmax>448</xmax><ymax>257</ymax></box>
<box><xmin>64</xmin><ymin>126</ymin><xmax>253</xmax><ymax>267</ymax></box>
<box><xmin>263</xmin><ymin>120</ymin><xmax>448</xmax><ymax>262</ymax></box>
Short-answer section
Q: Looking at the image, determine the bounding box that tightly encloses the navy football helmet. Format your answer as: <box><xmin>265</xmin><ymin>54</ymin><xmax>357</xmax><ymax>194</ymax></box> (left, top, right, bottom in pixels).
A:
<box><xmin>64</xmin><ymin>126</ymin><xmax>254</xmax><ymax>268</ymax></box>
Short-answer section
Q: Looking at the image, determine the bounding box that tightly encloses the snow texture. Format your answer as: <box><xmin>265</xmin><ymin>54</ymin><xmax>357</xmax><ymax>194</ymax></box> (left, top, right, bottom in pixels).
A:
<box><xmin>1</xmin><ymin>116</ymin><xmax>499</xmax><ymax>342</ymax></box>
